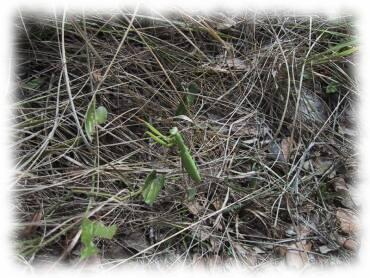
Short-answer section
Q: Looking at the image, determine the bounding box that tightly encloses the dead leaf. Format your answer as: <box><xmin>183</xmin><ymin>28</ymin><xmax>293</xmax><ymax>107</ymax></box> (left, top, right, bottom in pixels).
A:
<box><xmin>319</xmin><ymin>245</ymin><xmax>337</xmax><ymax>254</ymax></box>
<box><xmin>338</xmin><ymin>125</ymin><xmax>357</xmax><ymax>137</ymax></box>
<box><xmin>191</xmin><ymin>226</ymin><xmax>211</xmax><ymax>241</ymax></box>
<box><xmin>233</xmin><ymin>242</ymin><xmax>248</xmax><ymax>257</ymax></box>
<box><xmin>123</xmin><ymin>232</ymin><xmax>151</xmax><ymax>252</ymax></box>
<box><xmin>298</xmin><ymin>89</ymin><xmax>327</xmax><ymax>123</ymax></box>
<box><xmin>343</xmin><ymin>239</ymin><xmax>359</xmax><ymax>251</ymax></box>
<box><xmin>285</xmin><ymin>241</ymin><xmax>312</xmax><ymax>269</ymax></box>
<box><xmin>281</xmin><ymin>137</ymin><xmax>294</xmax><ymax>161</ymax></box>
<box><xmin>185</xmin><ymin>200</ymin><xmax>204</xmax><ymax>216</ymax></box>
<box><xmin>225</xmin><ymin>58</ymin><xmax>250</xmax><ymax>70</ymax></box>
<box><xmin>336</xmin><ymin>208</ymin><xmax>359</xmax><ymax>235</ymax></box>
<box><xmin>270</xmin><ymin>141</ymin><xmax>284</xmax><ymax>161</ymax></box>
<box><xmin>274</xmin><ymin>246</ymin><xmax>287</xmax><ymax>257</ymax></box>
<box><xmin>253</xmin><ymin>246</ymin><xmax>265</xmax><ymax>254</ymax></box>
<box><xmin>332</xmin><ymin>177</ymin><xmax>348</xmax><ymax>193</ymax></box>
<box><xmin>192</xmin><ymin>253</ymin><xmax>206</xmax><ymax>267</ymax></box>
<box><xmin>213</xmin><ymin>15</ymin><xmax>236</xmax><ymax>30</ymax></box>
<box><xmin>207</xmin><ymin>255</ymin><xmax>223</xmax><ymax>267</ymax></box>
<box><xmin>297</xmin><ymin>224</ymin><xmax>312</xmax><ymax>238</ymax></box>
<box><xmin>220</xmin><ymin>122</ymin><xmax>269</xmax><ymax>138</ymax></box>
<box><xmin>22</xmin><ymin>211</ymin><xmax>43</xmax><ymax>237</ymax></box>
<box><xmin>285</xmin><ymin>225</ymin><xmax>297</xmax><ymax>237</ymax></box>
<box><xmin>232</xmin><ymin>243</ymin><xmax>258</xmax><ymax>265</ymax></box>
<box><xmin>341</xmin><ymin>196</ymin><xmax>357</xmax><ymax>210</ymax></box>
<box><xmin>201</xmin><ymin>64</ymin><xmax>229</xmax><ymax>73</ymax></box>
<box><xmin>92</xmin><ymin>68</ymin><xmax>103</xmax><ymax>82</ymax></box>
<box><xmin>201</xmin><ymin>57</ymin><xmax>251</xmax><ymax>73</ymax></box>
<box><xmin>212</xmin><ymin>197</ymin><xmax>223</xmax><ymax>211</ymax></box>
<box><xmin>314</xmin><ymin>157</ymin><xmax>334</xmax><ymax>176</ymax></box>
<box><xmin>335</xmin><ymin>234</ymin><xmax>359</xmax><ymax>251</ymax></box>
<box><xmin>330</xmin><ymin>177</ymin><xmax>357</xmax><ymax>209</ymax></box>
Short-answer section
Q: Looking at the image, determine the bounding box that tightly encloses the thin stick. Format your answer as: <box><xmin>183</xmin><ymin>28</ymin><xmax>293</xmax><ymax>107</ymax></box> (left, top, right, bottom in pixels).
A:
<box><xmin>61</xmin><ymin>8</ymin><xmax>91</xmax><ymax>148</ymax></box>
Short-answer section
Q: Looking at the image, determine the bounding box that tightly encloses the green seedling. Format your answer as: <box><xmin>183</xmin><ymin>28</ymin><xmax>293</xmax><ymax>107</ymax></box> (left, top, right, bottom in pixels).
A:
<box><xmin>326</xmin><ymin>82</ymin><xmax>338</xmax><ymax>94</ymax></box>
<box><xmin>142</xmin><ymin>170</ymin><xmax>165</xmax><ymax>205</ymax></box>
<box><xmin>142</xmin><ymin>120</ymin><xmax>201</xmax><ymax>183</ymax></box>
<box><xmin>24</xmin><ymin>78</ymin><xmax>42</xmax><ymax>90</ymax></box>
<box><xmin>85</xmin><ymin>96</ymin><xmax>108</xmax><ymax>141</ymax></box>
<box><xmin>186</xmin><ymin>187</ymin><xmax>197</xmax><ymax>201</ymax></box>
<box><xmin>175</xmin><ymin>82</ymin><xmax>200</xmax><ymax>116</ymax></box>
<box><xmin>80</xmin><ymin>218</ymin><xmax>117</xmax><ymax>259</ymax></box>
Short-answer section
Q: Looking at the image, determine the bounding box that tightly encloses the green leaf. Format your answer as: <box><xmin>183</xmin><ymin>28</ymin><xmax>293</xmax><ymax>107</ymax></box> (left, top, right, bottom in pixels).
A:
<box><xmin>309</xmin><ymin>40</ymin><xmax>358</xmax><ymax>65</ymax></box>
<box><xmin>175</xmin><ymin>102</ymin><xmax>187</xmax><ymax>116</ymax></box>
<box><xmin>24</xmin><ymin>79</ymin><xmax>42</xmax><ymax>90</ymax></box>
<box><xmin>326</xmin><ymin>82</ymin><xmax>338</xmax><ymax>94</ymax></box>
<box><xmin>187</xmin><ymin>82</ymin><xmax>200</xmax><ymax>96</ymax></box>
<box><xmin>84</xmin><ymin>97</ymin><xmax>108</xmax><ymax>141</ymax></box>
<box><xmin>85</xmin><ymin>97</ymin><xmax>97</xmax><ymax>142</ymax></box>
<box><xmin>80</xmin><ymin>244</ymin><xmax>97</xmax><ymax>260</ymax></box>
<box><xmin>93</xmin><ymin>221</ymin><xmax>117</xmax><ymax>239</ymax></box>
<box><xmin>144</xmin><ymin>170</ymin><xmax>157</xmax><ymax>187</ymax></box>
<box><xmin>187</xmin><ymin>187</ymin><xmax>197</xmax><ymax>201</ymax></box>
<box><xmin>80</xmin><ymin>218</ymin><xmax>117</xmax><ymax>259</ymax></box>
<box><xmin>142</xmin><ymin>171</ymin><xmax>165</xmax><ymax>205</ymax></box>
<box><xmin>303</xmin><ymin>71</ymin><xmax>313</xmax><ymax>80</ymax></box>
<box><xmin>95</xmin><ymin>106</ymin><xmax>108</xmax><ymax>125</ymax></box>
<box><xmin>175</xmin><ymin>82</ymin><xmax>200</xmax><ymax>116</ymax></box>
<box><xmin>81</xmin><ymin>218</ymin><xmax>94</xmax><ymax>245</ymax></box>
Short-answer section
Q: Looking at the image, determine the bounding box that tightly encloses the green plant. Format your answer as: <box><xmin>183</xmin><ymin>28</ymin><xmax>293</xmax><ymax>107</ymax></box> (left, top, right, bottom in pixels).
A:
<box><xmin>84</xmin><ymin>96</ymin><xmax>108</xmax><ymax>141</ymax></box>
<box><xmin>326</xmin><ymin>82</ymin><xmax>338</xmax><ymax>94</ymax></box>
<box><xmin>142</xmin><ymin>121</ymin><xmax>201</xmax><ymax>183</ymax></box>
<box><xmin>175</xmin><ymin>82</ymin><xmax>200</xmax><ymax>116</ymax></box>
<box><xmin>308</xmin><ymin>39</ymin><xmax>358</xmax><ymax>65</ymax></box>
<box><xmin>142</xmin><ymin>170</ymin><xmax>166</xmax><ymax>205</ymax></box>
<box><xmin>80</xmin><ymin>218</ymin><xmax>117</xmax><ymax>259</ymax></box>
<box><xmin>23</xmin><ymin>78</ymin><xmax>42</xmax><ymax>90</ymax></box>
<box><xmin>186</xmin><ymin>187</ymin><xmax>197</xmax><ymax>201</ymax></box>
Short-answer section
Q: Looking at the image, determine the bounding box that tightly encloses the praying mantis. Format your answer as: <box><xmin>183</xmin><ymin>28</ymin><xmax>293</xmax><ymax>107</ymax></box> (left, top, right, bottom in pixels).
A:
<box><xmin>142</xmin><ymin>120</ymin><xmax>201</xmax><ymax>183</ymax></box>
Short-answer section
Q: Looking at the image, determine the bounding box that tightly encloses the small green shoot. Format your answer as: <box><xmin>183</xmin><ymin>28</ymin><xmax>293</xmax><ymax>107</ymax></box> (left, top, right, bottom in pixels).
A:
<box><xmin>24</xmin><ymin>78</ymin><xmax>42</xmax><ymax>90</ymax></box>
<box><xmin>302</xmin><ymin>71</ymin><xmax>313</xmax><ymax>80</ymax></box>
<box><xmin>142</xmin><ymin>170</ymin><xmax>165</xmax><ymax>205</ymax></box>
<box><xmin>80</xmin><ymin>218</ymin><xmax>117</xmax><ymax>259</ymax></box>
<box><xmin>326</xmin><ymin>82</ymin><xmax>338</xmax><ymax>94</ymax></box>
<box><xmin>85</xmin><ymin>96</ymin><xmax>108</xmax><ymax>141</ymax></box>
<box><xmin>186</xmin><ymin>187</ymin><xmax>197</xmax><ymax>201</ymax></box>
<box><xmin>176</xmin><ymin>82</ymin><xmax>200</xmax><ymax>116</ymax></box>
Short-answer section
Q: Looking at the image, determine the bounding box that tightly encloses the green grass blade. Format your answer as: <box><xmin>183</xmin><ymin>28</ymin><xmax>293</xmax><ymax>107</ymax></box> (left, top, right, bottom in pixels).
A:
<box><xmin>309</xmin><ymin>39</ymin><xmax>358</xmax><ymax>65</ymax></box>
<box><xmin>175</xmin><ymin>82</ymin><xmax>200</xmax><ymax>116</ymax></box>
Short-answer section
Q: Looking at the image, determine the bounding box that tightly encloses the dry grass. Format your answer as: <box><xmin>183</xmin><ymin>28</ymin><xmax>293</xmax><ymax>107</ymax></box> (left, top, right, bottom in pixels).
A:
<box><xmin>13</xmin><ymin>9</ymin><xmax>358</xmax><ymax>270</ymax></box>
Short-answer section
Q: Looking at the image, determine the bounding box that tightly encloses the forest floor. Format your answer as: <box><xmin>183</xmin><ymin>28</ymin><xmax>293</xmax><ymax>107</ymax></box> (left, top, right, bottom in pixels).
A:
<box><xmin>13</xmin><ymin>9</ymin><xmax>359</xmax><ymax>270</ymax></box>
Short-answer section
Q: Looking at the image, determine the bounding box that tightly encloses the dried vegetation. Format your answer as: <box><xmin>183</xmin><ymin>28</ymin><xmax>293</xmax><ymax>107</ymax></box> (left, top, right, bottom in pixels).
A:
<box><xmin>13</xmin><ymin>10</ymin><xmax>358</xmax><ymax>270</ymax></box>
